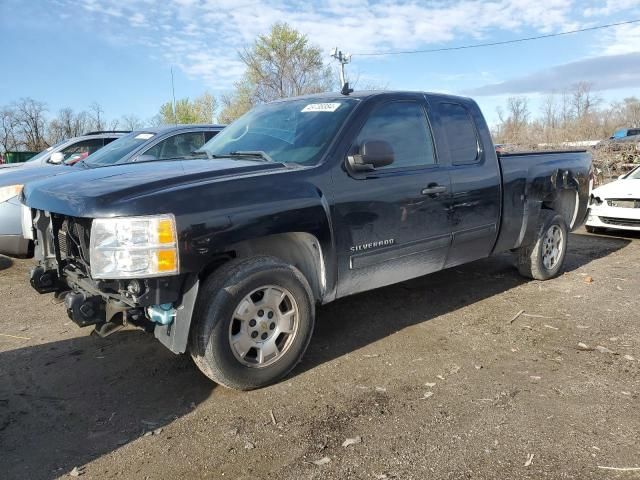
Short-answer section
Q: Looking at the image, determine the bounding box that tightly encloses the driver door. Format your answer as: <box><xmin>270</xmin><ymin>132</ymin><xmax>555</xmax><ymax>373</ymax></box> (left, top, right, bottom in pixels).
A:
<box><xmin>330</xmin><ymin>97</ymin><xmax>452</xmax><ymax>297</ymax></box>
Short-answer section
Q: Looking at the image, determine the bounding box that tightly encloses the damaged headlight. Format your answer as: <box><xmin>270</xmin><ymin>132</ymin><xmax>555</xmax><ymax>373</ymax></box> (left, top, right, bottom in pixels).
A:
<box><xmin>90</xmin><ymin>214</ymin><xmax>179</xmax><ymax>279</ymax></box>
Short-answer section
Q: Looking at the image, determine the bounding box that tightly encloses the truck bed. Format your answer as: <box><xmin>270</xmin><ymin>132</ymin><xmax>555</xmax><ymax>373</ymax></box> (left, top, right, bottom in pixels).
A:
<box><xmin>493</xmin><ymin>150</ymin><xmax>592</xmax><ymax>254</ymax></box>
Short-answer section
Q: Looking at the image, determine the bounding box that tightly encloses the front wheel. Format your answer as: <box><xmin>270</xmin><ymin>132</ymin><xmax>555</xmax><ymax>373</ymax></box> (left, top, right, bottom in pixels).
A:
<box><xmin>517</xmin><ymin>210</ymin><xmax>568</xmax><ymax>280</ymax></box>
<box><xmin>189</xmin><ymin>256</ymin><xmax>315</xmax><ymax>390</ymax></box>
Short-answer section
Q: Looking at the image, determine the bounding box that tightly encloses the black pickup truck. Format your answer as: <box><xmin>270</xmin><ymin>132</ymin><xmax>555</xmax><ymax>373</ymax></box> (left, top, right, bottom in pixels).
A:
<box><xmin>22</xmin><ymin>91</ymin><xmax>592</xmax><ymax>390</ymax></box>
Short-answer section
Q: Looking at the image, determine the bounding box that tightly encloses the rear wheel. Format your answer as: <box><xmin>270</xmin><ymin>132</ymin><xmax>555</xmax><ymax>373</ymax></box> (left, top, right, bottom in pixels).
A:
<box><xmin>517</xmin><ymin>210</ymin><xmax>568</xmax><ymax>280</ymax></box>
<box><xmin>189</xmin><ymin>256</ymin><xmax>315</xmax><ymax>390</ymax></box>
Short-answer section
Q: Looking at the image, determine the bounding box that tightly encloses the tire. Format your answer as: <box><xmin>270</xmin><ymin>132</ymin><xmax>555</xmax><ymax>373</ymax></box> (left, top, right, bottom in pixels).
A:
<box><xmin>517</xmin><ymin>210</ymin><xmax>568</xmax><ymax>280</ymax></box>
<box><xmin>189</xmin><ymin>256</ymin><xmax>315</xmax><ymax>390</ymax></box>
<box><xmin>585</xmin><ymin>225</ymin><xmax>604</xmax><ymax>234</ymax></box>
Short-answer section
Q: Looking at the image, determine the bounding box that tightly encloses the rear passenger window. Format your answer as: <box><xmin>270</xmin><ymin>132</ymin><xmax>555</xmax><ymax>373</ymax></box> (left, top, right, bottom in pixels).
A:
<box><xmin>354</xmin><ymin>102</ymin><xmax>436</xmax><ymax>169</ymax></box>
<box><xmin>438</xmin><ymin>103</ymin><xmax>480</xmax><ymax>165</ymax></box>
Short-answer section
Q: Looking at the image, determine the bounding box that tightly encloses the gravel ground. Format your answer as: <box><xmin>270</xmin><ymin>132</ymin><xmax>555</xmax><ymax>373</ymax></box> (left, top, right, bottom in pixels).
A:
<box><xmin>1</xmin><ymin>228</ymin><xmax>639</xmax><ymax>480</ymax></box>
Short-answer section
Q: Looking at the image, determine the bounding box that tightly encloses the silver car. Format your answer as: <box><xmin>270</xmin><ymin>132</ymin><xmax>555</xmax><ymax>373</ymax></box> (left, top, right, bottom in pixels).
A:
<box><xmin>0</xmin><ymin>131</ymin><xmax>127</xmax><ymax>256</ymax></box>
<box><xmin>0</xmin><ymin>125</ymin><xmax>223</xmax><ymax>256</ymax></box>
<box><xmin>0</xmin><ymin>131</ymin><xmax>127</xmax><ymax>173</ymax></box>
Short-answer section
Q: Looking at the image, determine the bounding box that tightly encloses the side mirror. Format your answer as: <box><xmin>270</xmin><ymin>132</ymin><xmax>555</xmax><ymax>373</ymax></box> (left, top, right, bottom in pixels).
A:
<box><xmin>347</xmin><ymin>140</ymin><xmax>394</xmax><ymax>172</ymax></box>
<box><xmin>134</xmin><ymin>154</ymin><xmax>157</xmax><ymax>163</ymax></box>
<box><xmin>49</xmin><ymin>152</ymin><xmax>65</xmax><ymax>164</ymax></box>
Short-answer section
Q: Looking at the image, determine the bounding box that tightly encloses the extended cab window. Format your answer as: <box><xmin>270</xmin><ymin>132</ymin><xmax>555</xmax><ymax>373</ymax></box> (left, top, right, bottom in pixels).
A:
<box><xmin>355</xmin><ymin>102</ymin><xmax>436</xmax><ymax>169</ymax></box>
<box><xmin>438</xmin><ymin>103</ymin><xmax>480</xmax><ymax>165</ymax></box>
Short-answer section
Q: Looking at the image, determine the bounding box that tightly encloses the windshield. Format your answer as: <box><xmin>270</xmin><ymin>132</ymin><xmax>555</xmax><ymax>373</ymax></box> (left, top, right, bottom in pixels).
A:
<box><xmin>200</xmin><ymin>98</ymin><xmax>359</xmax><ymax>165</ymax></box>
<box><xmin>84</xmin><ymin>132</ymin><xmax>155</xmax><ymax>167</ymax></box>
<box><xmin>25</xmin><ymin>140</ymin><xmax>66</xmax><ymax>163</ymax></box>
<box><xmin>613</xmin><ymin>129</ymin><xmax>627</xmax><ymax>139</ymax></box>
<box><xmin>627</xmin><ymin>165</ymin><xmax>640</xmax><ymax>179</ymax></box>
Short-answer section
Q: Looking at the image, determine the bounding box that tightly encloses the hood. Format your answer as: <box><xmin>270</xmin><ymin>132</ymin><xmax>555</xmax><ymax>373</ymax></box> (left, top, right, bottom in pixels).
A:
<box><xmin>0</xmin><ymin>163</ymin><xmax>24</xmax><ymax>172</ymax></box>
<box><xmin>592</xmin><ymin>178</ymin><xmax>640</xmax><ymax>199</ymax></box>
<box><xmin>0</xmin><ymin>164</ymin><xmax>66</xmax><ymax>188</ymax></box>
<box><xmin>23</xmin><ymin>158</ymin><xmax>286</xmax><ymax>218</ymax></box>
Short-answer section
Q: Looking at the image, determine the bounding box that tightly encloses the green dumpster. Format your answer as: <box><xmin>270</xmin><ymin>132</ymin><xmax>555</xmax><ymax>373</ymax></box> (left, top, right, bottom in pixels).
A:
<box><xmin>3</xmin><ymin>151</ymin><xmax>38</xmax><ymax>163</ymax></box>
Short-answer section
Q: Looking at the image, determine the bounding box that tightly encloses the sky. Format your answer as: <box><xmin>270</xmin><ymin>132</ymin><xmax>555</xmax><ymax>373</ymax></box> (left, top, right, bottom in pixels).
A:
<box><xmin>2</xmin><ymin>0</ymin><xmax>640</xmax><ymax>127</ymax></box>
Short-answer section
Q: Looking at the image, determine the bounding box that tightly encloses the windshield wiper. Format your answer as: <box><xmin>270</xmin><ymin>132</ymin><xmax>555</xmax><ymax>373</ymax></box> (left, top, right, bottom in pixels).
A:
<box><xmin>227</xmin><ymin>151</ymin><xmax>275</xmax><ymax>163</ymax></box>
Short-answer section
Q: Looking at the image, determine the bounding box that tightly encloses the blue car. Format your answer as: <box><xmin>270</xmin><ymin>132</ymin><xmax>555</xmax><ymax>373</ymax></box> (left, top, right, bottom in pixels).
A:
<box><xmin>0</xmin><ymin>124</ymin><xmax>224</xmax><ymax>257</ymax></box>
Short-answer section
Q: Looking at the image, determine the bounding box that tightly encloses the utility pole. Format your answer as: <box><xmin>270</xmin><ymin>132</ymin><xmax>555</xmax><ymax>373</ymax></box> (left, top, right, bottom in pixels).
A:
<box><xmin>331</xmin><ymin>48</ymin><xmax>353</xmax><ymax>95</ymax></box>
<box><xmin>170</xmin><ymin>66</ymin><xmax>177</xmax><ymax>126</ymax></box>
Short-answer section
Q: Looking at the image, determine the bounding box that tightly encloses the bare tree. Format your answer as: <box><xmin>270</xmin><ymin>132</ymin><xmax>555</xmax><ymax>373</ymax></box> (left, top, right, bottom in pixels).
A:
<box><xmin>570</xmin><ymin>82</ymin><xmax>601</xmax><ymax>120</ymax></box>
<box><xmin>120</xmin><ymin>114</ymin><xmax>143</xmax><ymax>130</ymax></box>
<box><xmin>48</xmin><ymin>108</ymin><xmax>91</xmax><ymax>143</ymax></box>
<box><xmin>88</xmin><ymin>101</ymin><xmax>105</xmax><ymax>131</ymax></box>
<box><xmin>0</xmin><ymin>107</ymin><xmax>19</xmax><ymax>153</ymax></box>
<box><xmin>14</xmin><ymin>98</ymin><xmax>48</xmax><ymax>150</ymax></box>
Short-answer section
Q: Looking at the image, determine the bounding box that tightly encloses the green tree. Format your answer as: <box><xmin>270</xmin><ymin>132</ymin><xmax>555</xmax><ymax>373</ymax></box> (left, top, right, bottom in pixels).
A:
<box><xmin>158</xmin><ymin>92</ymin><xmax>218</xmax><ymax>125</ymax></box>
<box><xmin>219</xmin><ymin>23</ymin><xmax>334</xmax><ymax>123</ymax></box>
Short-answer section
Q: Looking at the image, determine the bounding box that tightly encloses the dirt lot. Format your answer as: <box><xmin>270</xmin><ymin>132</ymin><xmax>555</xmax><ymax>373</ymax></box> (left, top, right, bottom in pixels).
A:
<box><xmin>1</xmin><ymin>228</ymin><xmax>639</xmax><ymax>480</ymax></box>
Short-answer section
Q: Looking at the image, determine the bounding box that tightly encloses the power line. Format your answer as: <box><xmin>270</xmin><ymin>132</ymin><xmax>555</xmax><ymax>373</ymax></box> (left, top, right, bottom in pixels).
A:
<box><xmin>354</xmin><ymin>19</ymin><xmax>640</xmax><ymax>57</ymax></box>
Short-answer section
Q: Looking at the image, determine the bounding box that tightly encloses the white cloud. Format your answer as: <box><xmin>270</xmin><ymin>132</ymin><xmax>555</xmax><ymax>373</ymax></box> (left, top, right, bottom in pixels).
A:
<box><xmin>584</xmin><ymin>0</ymin><xmax>640</xmax><ymax>17</ymax></box>
<box><xmin>51</xmin><ymin>0</ymin><xmax>639</xmax><ymax>91</ymax></box>
<box><xmin>599</xmin><ymin>23</ymin><xmax>640</xmax><ymax>55</ymax></box>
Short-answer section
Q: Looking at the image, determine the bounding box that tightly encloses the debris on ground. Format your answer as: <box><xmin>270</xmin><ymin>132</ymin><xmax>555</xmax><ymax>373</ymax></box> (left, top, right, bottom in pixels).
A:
<box><xmin>0</xmin><ymin>333</ymin><xmax>31</xmax><ymax>340</ymax></box>
<box><xmin>269</xmin><ymin>409</ymin><xmax>277</xmax><ymax>425</ymax></box>
<box><xmin>577</xmin><ymin>342</ymin><xmax>593</xmax><ymax>351</ymax></box>
<box><xmin>595</xmin><ymin>345</ymin><xmax>616</xmax><ymax>354</ymax></box>
<box><xmin>342</xmin><ymin>436</ymin><xmax>362</xmax><ymax>448</ymax></box>
<box><xmin>509</xmin><ymin>309</ymin><xmax>525</xmax><ymax>324</ymax></box>
<box><xmin>524</xmin><ymin>454</ymin><xmax>534</xmax><ymax>467</ymax></box>
<box><xmin>624</xmin><ymin>355</ymin><xmax>635</xmax><ymax>361</ymax></box>
<box><xmin>311</xmin><ymin>457</ymin><xmax>331</xmax><ymax>466</ymax></box>
<box><xmin>69</xmin><ymin>466</ymin><xmax>84</xmax><ymax>477</ymax></box>
<box><xmin>522</xmin><ymin>313</ymin><xmax>554</xmax><ymax>319</ymax></box>
<box><xmin>425</xmin><ymin>382</ymin><xmax>436</xmax><ymax>387</ymax></box>
<box><xmin>244</xmin><ymin>441</ymin><xmax>255</xmax><ymax>450</ymax></box>
<box><xmin>597</xmin><ymin>466</ymin><xmax>640</xmax><ymax>471</ymax></box>
<box><xmin>422</xmin><ymin>391</ymin><xmax>434</xmax><ymax>399</ymax></box>
<box><xmin>584</xmin><ymin>276</ymin><xmax>594</xmax><ymax>284</ymax></box>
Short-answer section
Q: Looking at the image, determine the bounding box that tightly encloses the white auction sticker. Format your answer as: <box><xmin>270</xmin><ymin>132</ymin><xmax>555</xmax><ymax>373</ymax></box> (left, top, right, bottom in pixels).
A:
<box><xmin>301</xmin><ymin>103</ymin><xmax>341</xmax><ymax>113</ymax></box>
<box><xmin>135</xmin><ymin>133</ymin><xmax>155</xmax><ymax>140</ymax></box>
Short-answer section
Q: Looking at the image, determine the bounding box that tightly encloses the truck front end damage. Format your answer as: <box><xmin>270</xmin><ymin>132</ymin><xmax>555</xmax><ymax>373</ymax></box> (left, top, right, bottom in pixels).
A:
<box><xmin>26</xmin><ymin>207</ymin><xmax>196</xmax><ymax>352</ymax></box>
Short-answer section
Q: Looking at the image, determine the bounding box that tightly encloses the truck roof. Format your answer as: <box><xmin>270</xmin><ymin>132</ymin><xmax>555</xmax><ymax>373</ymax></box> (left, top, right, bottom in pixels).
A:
<box><xmin>268</xmin><ymin>90</ymin><xmax>474</xmax><ymax>104</ymax></box>
<box><xmin>130</xmin><ymin>124</ymin><xmax>226</xmax><ymax>136</ymax></box>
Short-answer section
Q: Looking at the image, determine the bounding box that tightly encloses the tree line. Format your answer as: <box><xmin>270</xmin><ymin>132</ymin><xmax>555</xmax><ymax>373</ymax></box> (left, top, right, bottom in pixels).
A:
<box><xmin>493</xmin><ymin>82</ymin><xmax>640</xmax><ymax>145</ymax></box>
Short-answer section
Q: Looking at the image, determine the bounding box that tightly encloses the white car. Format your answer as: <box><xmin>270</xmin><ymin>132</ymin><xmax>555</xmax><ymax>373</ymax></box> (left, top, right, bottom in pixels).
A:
<box><xmin>586</xmin><ymin>165</ymin><xmax>640</xmax><ymax>233</ymax></box>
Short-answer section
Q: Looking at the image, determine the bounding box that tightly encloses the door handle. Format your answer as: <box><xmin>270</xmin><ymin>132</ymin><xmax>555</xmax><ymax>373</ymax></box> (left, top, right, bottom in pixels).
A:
<box><xmin>421</xmin><ymin>185</ymin><xmax>448</xmax><ymax>196</ymax></box>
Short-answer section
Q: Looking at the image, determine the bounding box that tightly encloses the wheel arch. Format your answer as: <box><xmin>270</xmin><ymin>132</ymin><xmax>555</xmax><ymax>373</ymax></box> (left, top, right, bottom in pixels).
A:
<box><xmin>198</xmin><ymin>232</ymin><xmax>327</xmax><ymax>304</ymax></box>
<box><xmin>541</xmin><ymin>187</ymin><xmax>580</xmax><ymax>230</ymax></box>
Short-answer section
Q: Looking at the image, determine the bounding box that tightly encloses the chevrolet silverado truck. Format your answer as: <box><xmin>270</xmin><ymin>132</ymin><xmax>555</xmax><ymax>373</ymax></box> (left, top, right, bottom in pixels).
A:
<box><xmin>22</xmin><ymin>91</ymin><xmax>592</xmax><ymax>390</ymax></box>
